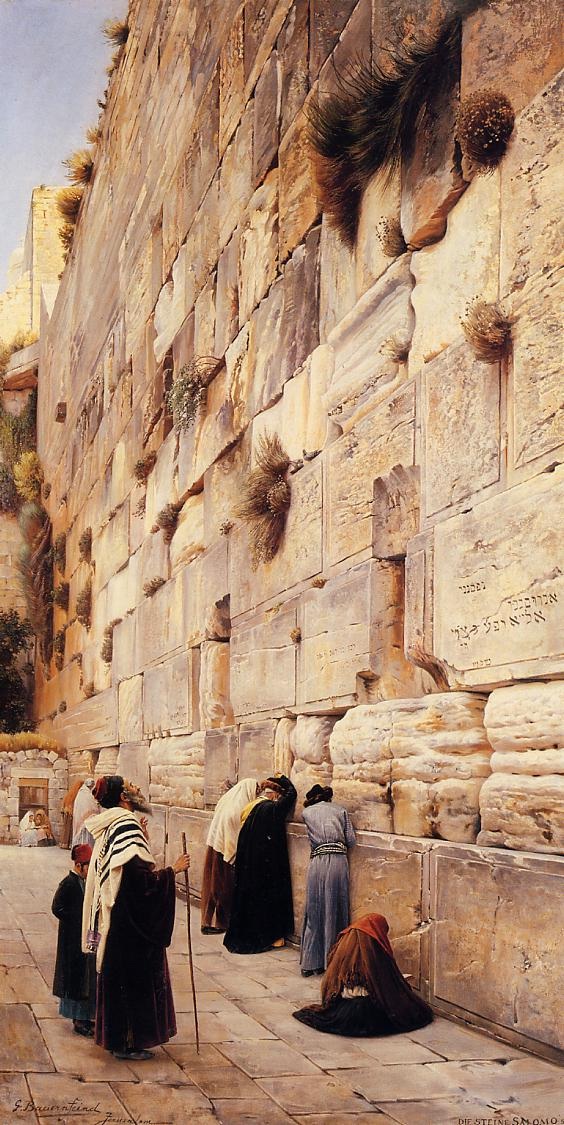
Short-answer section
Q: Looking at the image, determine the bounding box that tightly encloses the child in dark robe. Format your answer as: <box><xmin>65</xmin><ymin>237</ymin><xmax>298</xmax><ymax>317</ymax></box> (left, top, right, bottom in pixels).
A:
<box><xmin>52</xmin><ymin>844</ymin><xmax>96</xmax><ymax>1036</ymax></box>
<box><xmin>293</xmin><ymin>912</ymin><xmax>433</xmax><ymax>1037</ymax></box>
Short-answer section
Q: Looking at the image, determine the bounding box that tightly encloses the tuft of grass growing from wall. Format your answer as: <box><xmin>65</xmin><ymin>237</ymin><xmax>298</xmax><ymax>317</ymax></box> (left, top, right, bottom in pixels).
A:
<box><xmin>461</xmin><ymin>301</ymin><xmax>512</xmax><ymax>362</ymax></box>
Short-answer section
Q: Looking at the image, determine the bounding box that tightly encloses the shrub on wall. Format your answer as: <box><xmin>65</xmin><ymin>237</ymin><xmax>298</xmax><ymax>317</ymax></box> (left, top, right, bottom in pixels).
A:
<box><xmin>53</xmin><ymin>582</ymin><xmax>70</xmax><ymax>611</ymax></box>
<box><xmin>13</xmin><ymin>451</ymin><xmax>44</xmax><ymax>502</ymax></box>
<box><xmin>461</xmin><ymin>301</ymin><xmax>512</xmax><ymax>362</ymax></box>
<box><xmin>53</xmin><ymin>532</ymin><xmax>66</xmax><ymax>574</ymax></box>
<box><xmin>0</xmin><ymin>731</ymin><xmax>60</xmax><ymax>753</ymax></box>
<box><xmin>0</xmin><ymin>387</ymin><xmax>37</xmax><ymax>471</ymax></box>
<box><xmin>64</xmin><ymin>149</ymin><xmax>94</xmax><ymax>186</ymax></box>
<box><xmin>237</xmin><ymin>432</ymin><xmax>292</xmax><ymax>568</ymax></box>
<box><xmin>17</xmin><ymin>501</ymin><xmax>53</xmax><ymax>663</ymax></box>
<box><xmin>78</xmin><ymin>527</ymin><xmax>92</xmax><ymax>562</ymax></box>
<box><xmin>166</xmin><ymin>358</ymin><xmax>221</xmax><ymax>432</ymax></box>
<box><xmin>133</xmin><ymin>451</ymin><xmax>157</xmax><ymax>484</ymax></box>
<box><xmin>0</xmin><ymin>609</ymin><xmax>33</xmax><ymax>733</ymax></box>
<box><xmin>76</xmin><ymin>579</ymin><xmax>92</xmax><ymax>629</ymax></box>
<box><xmin>151</xmin><ymin>503</ymin><xmax>181</xmax><ymax>544</ymax></box>
<box><xmin>0</xmin><ymin>464</ymin><xmax>19</xmax><ymax>514</ymax></box>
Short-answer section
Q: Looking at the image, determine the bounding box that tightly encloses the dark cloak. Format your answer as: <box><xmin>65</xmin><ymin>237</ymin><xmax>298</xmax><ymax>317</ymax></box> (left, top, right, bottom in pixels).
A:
<box><xmin>95</xmin><ymin>856</ymin><xmax>177</xmax><ymax>1053</ymax></box>
<box><xmin>52</xmin><ymin>872</ymin><xmax>96</xmax><ymax>1002</ymax></box>
<box><xmin>201</xmin><ymin>846</ymin><xmax>235</xmax><ymax>931</ymax></box>
<box><xmin>293</xmin><ymin>924</ymin><xmax>433</xmax><ymax>1037</ymax></box>
<box><xmin>224</xmin><ymin>780</ymin><xmax>297</xmax><ymax>954</ymax></box>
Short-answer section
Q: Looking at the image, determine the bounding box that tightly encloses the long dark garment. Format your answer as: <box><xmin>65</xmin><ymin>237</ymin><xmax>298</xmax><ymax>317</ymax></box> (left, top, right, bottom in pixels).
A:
<box><xmin>95</xmin><ymin>856</ymin><xmax>177</xmax><ymax>1053</ymax></box>
<box><xmin>301</xmin><ymin>802</ymin><xmax>356</xmax><ymax>973</ymax></box>
<box><xmin>201</xmin><ymin>846</ymin><xmax>235</xmax><ymax>930</ymax></box>
<box><xmin>224</xmin><ymin>781</ymin><xmax>297</xmax><ymax>954</ymax></box>
<box><xmin>293</xmin><ymin>918</ymin><xmax>433</xmax><ymax>1037</ymax></box>
<box><xmin>52</xmin><ymin>872</ymin><xmax>96</xmax><ymax>1020</ymax></box>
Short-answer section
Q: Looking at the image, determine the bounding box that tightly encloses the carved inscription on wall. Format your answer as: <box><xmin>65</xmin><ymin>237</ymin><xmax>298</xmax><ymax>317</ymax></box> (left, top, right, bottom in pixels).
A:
<box><xmin>433</xmin><ymin>470</ymin><xmax>564</xmax><ymax>687</ymax></box>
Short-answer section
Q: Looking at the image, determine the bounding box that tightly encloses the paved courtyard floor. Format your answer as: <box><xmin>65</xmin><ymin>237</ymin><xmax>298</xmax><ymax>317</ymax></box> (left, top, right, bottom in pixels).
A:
<box><xmin>0</xmin><ymin>846</ymin><xmax>562</xmax><ymax>1125</ymax></box>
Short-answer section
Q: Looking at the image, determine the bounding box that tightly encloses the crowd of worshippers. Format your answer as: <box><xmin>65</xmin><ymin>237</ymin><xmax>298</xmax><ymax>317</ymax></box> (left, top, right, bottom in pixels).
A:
<box><xmin>48</xmin><ymin>771</ymin><xmax>432</xmax><ymax>1057</ymax></box>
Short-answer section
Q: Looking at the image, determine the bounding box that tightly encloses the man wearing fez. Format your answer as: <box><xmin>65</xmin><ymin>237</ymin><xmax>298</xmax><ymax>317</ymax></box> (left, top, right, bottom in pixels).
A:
<box><xmin>224</xmin><ymin>774</ymin><xmax>297</xmax><ymax>954</ymax></box>
<box><xmin>82</xmin><ymin>775</ymin><xmax>190</xmax><ymax>1061</ymax></box>
<box><xmin>52</xmin><ymin>843</ymin><xmax>97</xmax><ymax>1036</ymax></box>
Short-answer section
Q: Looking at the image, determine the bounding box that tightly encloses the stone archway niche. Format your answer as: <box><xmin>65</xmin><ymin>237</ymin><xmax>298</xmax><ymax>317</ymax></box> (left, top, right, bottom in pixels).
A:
<box><xmin>0</xmin><ymin>748</ymin><xmax>68</xmax><ymax>843</ymax></box>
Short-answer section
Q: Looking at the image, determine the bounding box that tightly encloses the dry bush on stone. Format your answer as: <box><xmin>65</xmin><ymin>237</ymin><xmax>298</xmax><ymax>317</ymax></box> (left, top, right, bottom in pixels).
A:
<box><xmin>16</xmin><ymin>502</ymin><xmax>53</xmax><ymax>662</ymax></box>
<box><xmin>0</xmin><ymin>465</ymin><xmax>18</xmax><ymax>514</ymax></box>
<box><xmin>456</xmin><ymin>90</ymin><xmax>515</xmax><ymax>173</ymax></box>
<box><xmin>0</xmin><ymin>731</ymin><xmax>59</xmax><ymax>753</ymax></box>
<box><xmin>306</xmin><ymin>3</ymin><xmax>487</xmax><ymax>245</ymax></box>
<box><xmin>151</xmin><ymin>503</ymin><xmax>181</xmax><ymax>544</ymax></box>
<box><xmin>58</xmin><ymin>700</ymin><xmax>67</xmax><ymax>713</ymax></box>
<box><xmin>380</xmin><ymin>335</ymin><xmax>410</xmax><ymax>363</ymax></box>
<box><xmin>52</xmin><ymin>582</ymin><xmax>69</xmax><ymax>611</ymax></box>
<box><xmin>86</xmin><ymin>123</ymin><xmax>102</xmax><ymax>145</ymax></box>
<box><xmin>237</xmin><ymin>432</ymin><xmax>291</xmax><ymax>568</ymax></box>
<box><xmin>377</xmin><ymin>217</ymin><xmax>407</xmax><ymax>257</ymax></box>
<box><xmin>83</xmin><ymin>680</ymin><xmax>95</xmax><ymax>698</ymax></box>
<box><xmin>461</xmin><ymin>300</ymin><xmax>512</xmax><ymax>362</ymax></box>
<box><xmin>13</xmin><ymin>451</ymin><xmax>44</xmax><ymax>503</ymax></box>
<box><xmin>76</xmin><ymin>579</ymin><xmax>92</xmax><ymax>629</ymax></box>
<box><xmin>166</xmin><ymin>357</ymin><xmax>221</xmax><ymax>432</ymax></box>
<box><xmin>133</xmin><ymin>450</ymin><xmax>157</xmax><ymax>484</ymax></box>
<box><xmin>64</xmin><ymin>149</ymin><xmax>94</xmax><ymax>185</ymax></box>
<box><xmin>53</xmin><ymin>532</ymin><xmax>66</xmax><ymax>574</ymax></box>
<box><xmin>56</xmin><ymin>186</ymin><xmax>84</xmax><ymax>223</ymax></box>
<box><xmin>53</xmin><ymin>628</ymin><xmax>66</xmax><ymax>671</ymax></box>
<box><xmin>103</xmin><ymin>17</ymin><xmax>129</xmax><ymax>47</ymax></box>
<box><xmin>100</xmin><ymin>618</ymin><xmax>122</xmax><ymax>664</ymax></box>
<box><xmin>78</xmin><ymin>527</ymin><xmax>92</xmax><ymax>562</ymax></box>
<box><xmin>143</xmin><ymin>576</ymin><xmax>166</xmax><ymax>598</ymax></box>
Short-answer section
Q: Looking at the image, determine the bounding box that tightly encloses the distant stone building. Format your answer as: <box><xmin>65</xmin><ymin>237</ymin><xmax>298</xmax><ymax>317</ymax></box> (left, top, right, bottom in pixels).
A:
<box><xmin>28</xmin><ymin>0</ymin><xmax>563</xmax><ymax>1060</ymax></box>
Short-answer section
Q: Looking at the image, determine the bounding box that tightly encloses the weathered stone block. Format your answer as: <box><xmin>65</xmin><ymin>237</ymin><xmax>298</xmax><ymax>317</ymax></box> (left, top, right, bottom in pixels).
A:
<box><xmin>238</xmin><ymin>718</ymin><xmax>278</xmax><ymax>779</ymax></box>
<box><xmin>219</xmin><ymin>12</ymin><xmax>245</xmax><ymax>155</ymax></box>
<box><xmin>193</xmin><ymin>275</ymin><xmax>216</xmax><ymax>357</ymax></box>
<box><xmin>144</xmin><ymin>431</ymin><xmax>178</xmax><ymax>531</ymax></box>
<box><xmin>309</xmin><ymin>0</ymin><xmax>357</xmax><ymax>79</ymax></box>
<box><xmin>214</xmin><ymin>230</ymin><xmax>240</xmax><ymax>357</ymax></box>
<box><xmin>328</xmin><ymin>704</ymin><xmax>393</xmax><ymax>832</ymax></box>
<box><xmin>462</xmin><ymin>0</ymin><xmax>563</xmax><ymax>114</ymax></box>
<box><xmin>430</xmin><ymin>844</ymin><xmax>564</xmax><ymax>1050</ymax></box>
<box><xmin>116</xmin><ymin>741</ymin><xmax>150</xmax><ymax>798</ymax></box>
<box><xmin>238</xmin><ymin>172</ymin><xmax>279</xmax><ymax>325</ymax></box>
<box><xmin>278</xmin><ymin>0</ymin><xmax>309</xmax><ymax>136</ymax></box>
<box><xmin>433</xmin><ymin>468</ymin><xmax>564</xmax><ymax>688</ymax></box>
<box><xmin>148</xmin><ymin>733</ymin><xmax>205</xmax><ymax>809</ymax></box>
<box><xmin>136</xmin><ymin>574</ymin><xmax>184</xmax><ymax>672</ymax></box>
<box><xmin>166</xmin><ymin>808</ymin><xmax>211</xmax><ymax>894</ymax></box>
<box><xmin>253</xmin><ymin>51</ymin><xmax>279</xmax><ymax>185</ymax></box>
<box><xmin>409</xmin><ymin>172</ymin><xmax>500</xmax><ymax>374</ymax></box>
<box><xmin>203</xmin><ymin>439</ymin><xmax>248</xmax><ymax>544</ymax></box>
<box><xmin>176</xmin><ymin>365</ymin><xmax>237</xmax><ymax>495</ymax></box>
<box><xmin>182</xmin><ymin>540</ymin><xmax>228</xmax><ymax>647</ymax></box>
<box><xmin>199</xmin><ymin>640</ymin><xmax>233</xmax><ymax>729</ymax></box>
<box><xmin>500</xmin><ymin>73</ymin><xmax>562</xmax><ymax>297</ymax></box>
<box><xmin>278</xmin><ymin>109</ymin><xmax>319</xmax><ymax>261</ymax></box>
<box><xmin>422</xmin><ymin>341</ymin><xmax>501</xmax><ymax>517</ymax></box>
<box><xmin>508</xmin><ymin>267</ymin><xmax>564</xmax><ymax>472</ymax></box>
<box><xmin>219</xmin><ymin>106</ymin><xmax>253</xmax><ymax>251</ymax></box>
<box><xmin>230</xmin><ymin>458</ymin><xmax>322</xmax><ymax>617</ymax></box>
<box><xmin>478</xmin><ymin>681</ymin><xmax>564</xmax><ymax>854</ymax></box>
<box><xmin>143</xmin><ymin>650</ymin><xmax>200</xmax><ymax>738</ymax></box>
<box><xmin>230</xmin><ymin>606</ymin><xmax>296</xmax><ymax>718</ymax></box>
<box><xmin>318</xmin><ymin>217</ymin><xmax>356</xmax><ymax>343</ymax></box>
<box><xmin>53</xmin><ymin>689</ymin><xmax>118</xmax><ymax>752</ymax></box>
<box><xmin>373</xmin><ymin>464</ymin><xmax>420</xmax><ymax>561</ymax></box>
<box><xmin>290</xmin><ymin>715</ymin><xmax>335</xmax><ymax>819</ymax></box>
<box><xmin>170</xmin><ymin>493</ymin><xmax>205</xmax><ymax>575</ymax></box>
<box><xmin>326</xmin><ymin>384</ymin><xmax>415</xmax><ymax>566</ymax></box>
<box><xmin>204</xmin><ymin>727</ymin><xmax>238</xmax><ymax>806</ymax></box>
<box><xmin>118</xmin><ymin>675</ymin><xmax>143</xmax><ymax>744</ymax></box>
<box><xmin>93</xmin><ymin>504</ymin><xmax>129</xmax><ymax>592</ymax></box>
<box><xmin>356</xmin><ymin>173</ymin><xmax>402</xmax><ymax>299</ymax></box>
<box><xmin>274</xmin><ymin>716</ymin><xmax>296</xmax><ymax>777</ymax></box>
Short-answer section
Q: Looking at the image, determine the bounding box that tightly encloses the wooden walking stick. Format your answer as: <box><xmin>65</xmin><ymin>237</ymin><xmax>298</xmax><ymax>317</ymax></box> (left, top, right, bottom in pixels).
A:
<box><xmin>181</xmin><ymin>831</ymin><xmax>200</xmax><ymax>1053</ymax></box>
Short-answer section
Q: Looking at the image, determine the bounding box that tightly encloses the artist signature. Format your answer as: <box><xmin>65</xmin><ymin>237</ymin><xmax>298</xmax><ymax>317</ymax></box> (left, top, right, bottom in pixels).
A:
<box><xmin>13</xmin><ymin>1100</ymin><xmax>171</xmax><ymax>1124</ymax></box>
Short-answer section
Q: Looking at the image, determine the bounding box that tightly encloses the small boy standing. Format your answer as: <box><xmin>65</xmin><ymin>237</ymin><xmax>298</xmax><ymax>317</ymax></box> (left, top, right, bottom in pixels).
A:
<box><xmin>52</xmin><ymin>843</ymin><xmax>96</xmax><ymax>1036</ymax></box>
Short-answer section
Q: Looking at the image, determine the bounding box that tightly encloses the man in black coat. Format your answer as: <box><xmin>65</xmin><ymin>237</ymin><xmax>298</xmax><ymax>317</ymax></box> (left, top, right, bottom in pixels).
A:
<box><xmin>52</xmin><ymin>843</ymin><xmax>96</xmax><ymax>1036</ymax></box>
<box><xmin>224</xmin><ymin>775</ymin><xmax>297</xmax><ymax>954</ymax></box>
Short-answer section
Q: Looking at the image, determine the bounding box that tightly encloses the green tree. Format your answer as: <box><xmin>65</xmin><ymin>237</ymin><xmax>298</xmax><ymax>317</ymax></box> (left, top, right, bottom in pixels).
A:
<box><xmin>0</xmin><ymin>609</ymin><xmax>33</xmax><ymax>733</ymax></box>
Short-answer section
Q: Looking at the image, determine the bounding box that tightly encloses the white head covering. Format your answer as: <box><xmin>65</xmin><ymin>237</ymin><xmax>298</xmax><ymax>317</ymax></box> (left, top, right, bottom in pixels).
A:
<box><xmin>72</xmin><ymin>779</ymin><xmax>99</xmax><ymax>846</ymax></box>
<box><xmin>206</xmin><ymin>778</ymin><xmax>258</xmax><ymax>864</ymax></box>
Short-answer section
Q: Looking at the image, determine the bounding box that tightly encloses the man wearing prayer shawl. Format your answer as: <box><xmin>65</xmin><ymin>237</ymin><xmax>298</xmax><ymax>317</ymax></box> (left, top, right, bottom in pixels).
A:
<box><xmin>224</xmin><ymin>774</ymin><xmax>297</xmax><ymax>955</ymax></box>
<box><xmin>293</xmin><ymin>912</ymin><xmax>433</xmax><ymax>1037</ymax></box>
<box><xmin>82</xmin><ymin>774</ymin><xmax>190</xmax><ymax>1060</ymax></box>
<box><xmin>201</xmin><ymin>777</ymin><xmax>258</xmax><ymax>934</ymax></box>
<box><xmin>52</xmin><ymin>844</ymin><xmax>96</xmax><ymax>1036</ymax></box>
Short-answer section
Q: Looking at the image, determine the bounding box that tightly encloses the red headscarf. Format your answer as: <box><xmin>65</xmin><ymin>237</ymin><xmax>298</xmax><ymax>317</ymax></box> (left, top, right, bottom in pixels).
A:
<box><xmin>340</xmin><ymin>913</ymin><xmax>394</xmax><ymax>959</ymax></box>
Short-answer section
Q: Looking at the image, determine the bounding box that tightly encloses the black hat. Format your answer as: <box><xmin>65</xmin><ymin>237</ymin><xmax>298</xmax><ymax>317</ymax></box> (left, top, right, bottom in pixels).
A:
<box><xmin>304</xmin><ymin>784</ymin><xmax>333</xmax><ymax>807</ymax></box>
<box><xmin>263</xmin><ymin>775</ymin><xmax>291</xmax><ymax>794</ymax></box>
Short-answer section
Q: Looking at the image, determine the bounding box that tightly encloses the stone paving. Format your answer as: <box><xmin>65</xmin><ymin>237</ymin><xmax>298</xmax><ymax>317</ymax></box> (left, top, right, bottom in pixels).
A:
<box><xmin>1</xmin><ymin>846</ymin><xmax>562</xmax><ymax>1125</ymax></box>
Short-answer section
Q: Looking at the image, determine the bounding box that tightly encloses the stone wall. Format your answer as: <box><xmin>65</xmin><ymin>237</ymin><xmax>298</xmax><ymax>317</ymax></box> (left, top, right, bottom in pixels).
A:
<box><xmin>28</xmin><ymin>0</ymin><xmax>563</xmax><ymax>1054</ymax></box>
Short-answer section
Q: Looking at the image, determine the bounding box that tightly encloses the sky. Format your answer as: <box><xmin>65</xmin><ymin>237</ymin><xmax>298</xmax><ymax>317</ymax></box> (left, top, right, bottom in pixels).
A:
<box><xmin>0</xmin><ymin>0</ymin><xmax>127</xmax><ymax>290</ymax></box>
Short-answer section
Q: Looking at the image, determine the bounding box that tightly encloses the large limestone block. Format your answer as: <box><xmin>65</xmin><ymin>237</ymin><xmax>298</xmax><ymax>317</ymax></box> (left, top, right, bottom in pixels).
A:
<box><xmin>219</xmin><ymin>106</ymin><xmax>253</xmax><ymax>251</ymax></box>
<box><xmin>278</xmin><ymin>109</ymin><xmax>319</xmax><ymax>261</ymax></box>
<box><xmin>153</xmin><ymin>244</ymin><xmax>187</xmax><ymax>363</ymax></box>
<box><xmin>53</xmin><ymin>689</ymin><xmax>118</xmax><ymax>752</ymax></box>
<box><xmin>133</xmin><ymin>531</ymin><xmax>169</xmax><ymax>607</ymax></box>
<box><xmin>143</xmin><ymin>650</ymin><xmax>200</xmax><ymax>738</ymax></box>
<box><xmin>166</xmin><ymin>808</ymin><xmax>211</xmax><ymax>895</ymax></box>
<box><xmin>230</xmin><ymin>459</ymin><xmax>322</xmax><ymax>617</ymax></box>
<box><xmin>508</xmin><ymin>267</ymin><xmax>564</xmax><ymax>472</ymax></box>
<box><xmin>176</xmin><ymin>365</ymin><xmax>237</xmax><ymax>496</ymax></box>
<box><xmin>118</xmin><ymin>675</ymin><xmax>143</xmax><ymax>744</ymax></box>
<box><xmin>230</xmin><ymin>605</ymin><xmax>296</xmax><ymax>718</ymax></box>
<box><xmin>116</xmin><ymin>741</ymin><xmax>150</xmax><ymax>798</ymax></box>
<box><xmin>148</xmin><ymin>803</ymin><xmax>166</xmax><ymax>868</ymax></box>
<box><xmin>204</xmin><ymin>727</ymin><xmax>238</xmax><ymax>806</ymax></box>
<box><xmin>356</xmin><ymin>173</ymin><xmax>401</xmax><ymax>299</ymax></box>
<box><xmin>478</xmin><ymin>774</ymin><xmax>564</xmax><ymax>855</ymax></box>
<box><xmin>238</xmin><ymin>171</ymin><xmax>279</xmax><ymax>324</ymax></box>
<box><xmin>433</xmin><ymin>468</ymin><xmax>564</xmax><ymax>688</ymax></box>
<box><xmin>422</xmin><ymin>341</ymin><xmax>501</xmax><ymax>518</ymax></box>
<box><xmin>500</xmin><ymin>73</ymin><xmax>563</xmax><ymax>297</ymax></box>
<box><xmin>203</xmin><ymin>440</ymin><xmax>248</xmax><ymax>545</ymax></box>
<box><xmin>325</xmin><ymin>257</ymin><xmax>414</xmax><ymax>430</ymax></box>
<box><xmin>373</xmin><ymin>464</ymin><xmax>420</xmax><ymax>561</ymax></box>
<box><xmin>106</xmin><ymin>556</ymin><xmax>139</xmax><ymax>622</ymax></box>
<box><xmin>325</xmin><ymin>384</ymin><xmax>415</xmax><ymax>566</ymax></box>
<box><xmin>251</xmin><ymin>351</ymin><xmax>329</xmax><ymax>465</ymax></box>
<box><xmin>184</xmin><ymin>174</ymin><xmax>220</xmax><ymax>318</ymax></box>
<box><xmin>214</xmin><ymin>230</ymin><xmax>240</xmax><ymax>357</ymax></box>
<box><xmin>182</xmin><ymin>540</ymin><xmax>228</xmax><ymax>647</ymax></box>
<box><xmin>94</xmin><ymin>747</ymin><xmax>119</xmax><ymax>776</ymax></box>
<box><xmin>318</xmin><ymin>218</ymin><xmax>356</xmax><ymax>342</ymax></box>
<box><xmin>219</xmin><ymin>12</ymin><xmax>245</xmax><ymax>155</ymax></box>
<box><xmin>145</xmin><ymin>431</ymin><xmax>178</xmax><ymax>529</ymax></box>
<box><xmin>253</xmin><ymin>49</ymin><xmax>279</xmax><ymax>185</ymax></box>
<box><xmin>135</xmin><ymin>574</ymin><xmax>184</xmax><ymax>672</ymax></box>
<box><xmin>290</xmin><ymin>715</ymin><xmax>335</xmax><ymax>818</ymax></box>
<box><xmin>329</xmin><ymin>705</ymin><xmax>393</xmax><ymax>832</ymax></box>
<box><xmin>390</xmin><ymin>694</ymin><xmax>491</xmax><ymax>783</ymax></box>
<box><xmin>148</xmin><ymin>733</ymin><xmax>205</xmax><ymax>809</ymax></box>
<box><xmin>199</xmin><ymin>640</ymin><xmax>233</xmax><ymax>729</ymax></box>
<box><xmin>170</xmin><ymin>493</ymin><xmax>205</xmax><ymax>575</ymax></box>
<box><xmin>478</xmin><ymin>682</ymin><xmax>564</xmax><ymax>854</ymax></box>
<box><xmin>274</xmin><ymin>716</ymin><xmax>296</xmax><ymax>777</ymax></box>
<box><xmin>238</xmin><ymin>719</ymin><xmax>277</xmax><ymax>779</ymax></box>
<box><xmin>298</xmin><ymin>559</ymin><xmax>422</xmax><ymax>708</ymax></box>
<box><xmin>430</xmin><ymin>844</ymin><xmax>564</xmax><ymax>1049</ymax></box>
<box><xmin>93</xmin><ymin>504</ymin><xmax>129</xmax><ymax>591</ymax></box>
<box><xmin>409</xmin><ymin>172</ymin><xmax>500</xmax><ymax>375</ymax></box>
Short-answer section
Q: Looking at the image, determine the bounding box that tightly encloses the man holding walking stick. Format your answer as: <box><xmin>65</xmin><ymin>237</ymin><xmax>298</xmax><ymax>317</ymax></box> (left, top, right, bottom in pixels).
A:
<box><xmin>82</xmin><ymin>775</ymin><xmax>191</xmax><ymax>1061</ymax></box>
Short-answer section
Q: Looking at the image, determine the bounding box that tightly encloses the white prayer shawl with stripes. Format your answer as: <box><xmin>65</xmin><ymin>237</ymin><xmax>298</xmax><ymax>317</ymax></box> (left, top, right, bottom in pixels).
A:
<box><xmin>81</xmin><ymin>806</ymin><xmax>155</xmax><ymax>970</ymax></box>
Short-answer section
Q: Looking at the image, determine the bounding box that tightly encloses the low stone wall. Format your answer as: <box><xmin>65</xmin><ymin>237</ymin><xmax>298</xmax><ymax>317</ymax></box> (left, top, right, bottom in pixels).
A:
<box><xmin>155</xmin><ymin>805</ymin><xmax>563</xmax><ymax>1062</ymax></box>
